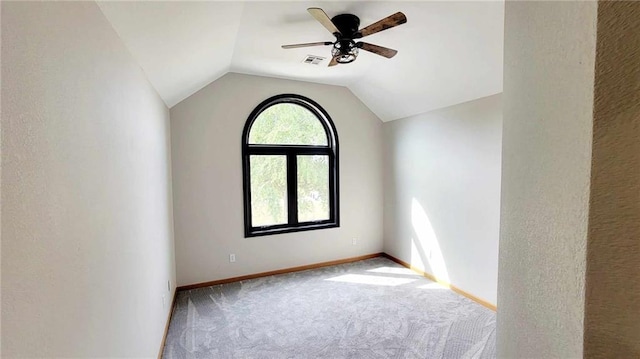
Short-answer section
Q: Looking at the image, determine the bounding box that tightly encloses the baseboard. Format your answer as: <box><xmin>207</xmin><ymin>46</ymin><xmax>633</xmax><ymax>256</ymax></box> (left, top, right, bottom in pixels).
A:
<box><xmin>177</xmin><ymin>252</ymin><xmax>385</xmax><ymax>291</ymax></box>
<box><xmin>157</xmin><ymin>290</ymin><xmax>177</xmax><ymax>359</ymax></box>
<box><xmin>381</xmin><ymin>253</ymin><xmax>497</xmax><ymax>312</ymax></box>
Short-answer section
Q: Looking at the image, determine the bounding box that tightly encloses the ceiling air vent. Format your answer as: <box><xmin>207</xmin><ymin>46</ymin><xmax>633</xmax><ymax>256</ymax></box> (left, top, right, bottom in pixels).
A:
<box><xmin>302</xmin><ymin>55</ymin><xmax>326</xmax><ymax>65</ymax></box>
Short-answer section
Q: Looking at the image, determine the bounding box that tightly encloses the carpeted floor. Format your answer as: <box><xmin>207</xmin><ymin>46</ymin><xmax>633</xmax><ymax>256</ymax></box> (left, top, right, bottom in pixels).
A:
<box><xmin>162</xmin><ymin>257</ymin><xmax>496</xmax><ymax>358</ymax></box>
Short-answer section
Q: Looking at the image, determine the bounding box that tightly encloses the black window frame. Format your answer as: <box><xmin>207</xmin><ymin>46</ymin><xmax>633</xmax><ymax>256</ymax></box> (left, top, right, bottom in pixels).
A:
<box><xmin>242</xmin><ymin>94</ymin><xmax>340</xmax><ymax>237</ymax></box>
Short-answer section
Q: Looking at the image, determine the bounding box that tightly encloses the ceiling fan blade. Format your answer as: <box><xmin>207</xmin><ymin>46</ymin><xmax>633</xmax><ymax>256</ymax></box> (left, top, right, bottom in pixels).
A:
<box><xmin>282</xmin><ymin>41</ymin><xmax>333</xmax><ymax>49</ymax></box>
<box><xmin>328</xmin><ymin>57</ymin><xmax>339</xmax><ymax>67</ymax></box>
<box><xmin>358</xmin><ymin>12</ymin><xmax>407</xmax><ymax>38</ymax></box>
<box><xmin>357</xmin><ymin>42</ymin><xmax>398</xmax><ymax>58</ymax></box>
<box><xmin>308</xmin><ymin>8</ymin><xmax>341</xmax><ymax>35</ymax></box>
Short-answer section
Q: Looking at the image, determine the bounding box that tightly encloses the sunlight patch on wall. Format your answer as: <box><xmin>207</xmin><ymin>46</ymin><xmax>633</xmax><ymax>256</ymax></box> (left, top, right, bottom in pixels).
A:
<box><xmin>410</xmin><ymin>239</ymin><xmax>426</xmax><ymax>272</ymax></box>
<box><xmin>411</xmin><ymin>198</ymin><xmax>450</xmax><ymax>283</ymax></box>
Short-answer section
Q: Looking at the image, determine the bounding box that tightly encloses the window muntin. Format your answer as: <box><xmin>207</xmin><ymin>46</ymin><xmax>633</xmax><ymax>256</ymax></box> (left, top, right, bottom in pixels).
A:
<box><xmin>242</xmin><ymin>94</ymin><xmax>339</xmax><ymax>237</ymax></box>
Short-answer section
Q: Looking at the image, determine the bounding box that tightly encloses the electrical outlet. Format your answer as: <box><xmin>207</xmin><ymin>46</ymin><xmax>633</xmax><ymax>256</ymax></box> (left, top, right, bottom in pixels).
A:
<box><xmin>229</xmin><ymin>254</ymin><xmax>236</xmax><ymax>263</ymax></box>
<box><xmin>352</xmin><ymin>238</ymin><xmax>357</xmax><ymax>245</ymax></box>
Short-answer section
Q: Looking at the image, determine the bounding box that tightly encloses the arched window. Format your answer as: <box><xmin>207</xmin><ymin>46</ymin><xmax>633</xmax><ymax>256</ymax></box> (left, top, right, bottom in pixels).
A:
<box><xmin>242</xmin><ymin>94</ymin><xmax>339</xmax><ymax>237</ymax></box>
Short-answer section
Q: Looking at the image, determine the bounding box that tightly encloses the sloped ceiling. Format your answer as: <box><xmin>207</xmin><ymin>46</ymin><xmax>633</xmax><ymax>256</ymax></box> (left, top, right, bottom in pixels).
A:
<box><xmin>98</xmin><ymin>1</ymin><xmax>503</xmax><ymax>122</ymax></box>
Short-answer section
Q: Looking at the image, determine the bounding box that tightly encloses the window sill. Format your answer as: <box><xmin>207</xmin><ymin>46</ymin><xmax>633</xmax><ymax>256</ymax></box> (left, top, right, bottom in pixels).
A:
<box><xmin>245</xmin><ymin>222</ymin><xmax>339</xmax><ymax>238</ymax></box>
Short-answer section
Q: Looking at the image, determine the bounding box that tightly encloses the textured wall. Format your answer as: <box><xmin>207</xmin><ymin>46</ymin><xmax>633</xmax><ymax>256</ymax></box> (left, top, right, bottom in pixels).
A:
<box><xmin>170</xmin><ymin>73</ymin><xmax>384</xmax><ymax>286</ymax></box>
<box><xmin>0</xmin><ymin>2</ymin><xmax>3</xmax><ymax>354</ymax></box>
<box><xmin>1</xmin><ymin>2</ymin><xmax>175</xmax><ymax>357</ymax></box>
<box><xmin>383</xmin><ymin>94</ymin><xmax>502</xmax><ymax>305</ymax></box>
<box><xmin>584</xmin><ymin>2</ymin><xmax>640</xmax><ymax>357</ymax></box>
<box><xmin>497</xmin><ymin>1</ymin><xmax>598</xmax><ymax>357</ymax></box>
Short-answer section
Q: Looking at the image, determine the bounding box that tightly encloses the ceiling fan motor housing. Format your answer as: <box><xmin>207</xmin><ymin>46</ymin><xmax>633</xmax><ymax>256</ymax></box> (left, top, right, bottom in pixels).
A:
<box><xmin>331</xmin><ymin>14</ymin><xmax>361</xmax><ymax>38</ymax></box>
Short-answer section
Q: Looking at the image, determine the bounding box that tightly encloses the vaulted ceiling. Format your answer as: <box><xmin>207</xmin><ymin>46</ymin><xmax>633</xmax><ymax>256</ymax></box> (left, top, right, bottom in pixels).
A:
<box><xmin>97</xmin><ymin>1</ymin><xmax>503</xmax><ymax>122</ymax></box>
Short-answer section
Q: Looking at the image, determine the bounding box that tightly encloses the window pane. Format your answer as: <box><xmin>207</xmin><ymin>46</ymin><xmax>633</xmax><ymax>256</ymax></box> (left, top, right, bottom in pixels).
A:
<box><xmin>297</xmin><ymin>155</ymin><xmax>330</xmax><ymax>222</ymax></box>
<box><xmin>250</xmin><ymin>155</ymin><xmax>287</xmax><ymax>227</ymax></box>
<box><xmin>249</xmin><ymin>103</ymin><xmax>328</xmax><ymax>145</ymax></box>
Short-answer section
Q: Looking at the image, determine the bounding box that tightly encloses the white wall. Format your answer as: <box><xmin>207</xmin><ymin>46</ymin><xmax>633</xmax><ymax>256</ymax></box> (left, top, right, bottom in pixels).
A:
<box><xmin>170</xmin><ymin>72</ymin><xmax>383</xmax><ymax>286</ymax></box>
<box><xmin>0</xmin><ymin>2</ymin><xmax>3</xmax><ymax>353</ymax></box>
<box><xmin>1</xmin><ymin>2</ymin><xmax>175</xmax><ymax>357</ymax></box>
<box><xmin>383</xmin><ymin>94</ymin><xmax>502</xmax><ymax>305</ymax></box>
<box><xmin>497</xmin><ymin>1</ymin><xmax>597</xmax><ymax>357</ymax></box>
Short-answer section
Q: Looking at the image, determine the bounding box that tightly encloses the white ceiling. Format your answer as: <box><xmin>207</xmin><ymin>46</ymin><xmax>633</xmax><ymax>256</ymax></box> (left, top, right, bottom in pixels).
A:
<box><xmin>98</xmin><ymin>1</ymin><xmax>504</xmax><ymax>122</ymax></box>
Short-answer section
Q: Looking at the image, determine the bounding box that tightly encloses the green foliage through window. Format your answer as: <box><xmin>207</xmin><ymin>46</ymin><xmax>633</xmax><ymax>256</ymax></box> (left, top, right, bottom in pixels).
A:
<box><xmin>297</xmin><ymin>155</ymin><xmax>329</xmax><ymax>222</ymax></box>
<box><xmin>250</xmin><ymin>155</ymin><xmax>287</xmax><ymax>226</ymax></box>
<box><xmin>249</xmin><ymin>104</ymin><xmax>328</xmax><ymax>145</ymax></box>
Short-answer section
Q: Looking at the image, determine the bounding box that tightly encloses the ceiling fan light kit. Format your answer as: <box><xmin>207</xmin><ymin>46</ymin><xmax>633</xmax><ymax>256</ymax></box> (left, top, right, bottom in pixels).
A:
<box><xmin>332</xmin><ymin>40</ymin><xmax>359</xmax><ymax>64</ymax></box>
<box><xmin>282</xmin><ymin>8</ymin><xmax>407</xmax><ymax>67</ymax></box>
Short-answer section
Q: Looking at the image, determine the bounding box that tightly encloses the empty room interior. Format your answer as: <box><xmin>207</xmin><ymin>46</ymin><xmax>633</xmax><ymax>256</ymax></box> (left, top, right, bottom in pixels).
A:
<box><xmin>2</xmin><ymin>1</ymin><xmax>639</xmax><ymax>358</ymax></box>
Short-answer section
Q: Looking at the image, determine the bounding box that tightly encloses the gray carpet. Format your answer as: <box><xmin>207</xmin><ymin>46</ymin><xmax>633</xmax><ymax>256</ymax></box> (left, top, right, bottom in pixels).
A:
<box><xmin>162</xmin><ymin>257</ymin><xmax>496</xmax><ymax>358</ymax></box>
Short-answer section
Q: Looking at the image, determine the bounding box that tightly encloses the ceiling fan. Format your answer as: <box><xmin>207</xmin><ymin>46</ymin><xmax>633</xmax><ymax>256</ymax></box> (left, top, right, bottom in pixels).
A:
<box><xmin>282</xmin><ymin>8</ymin><xmax>407</xmax><ymax>67</ymax></box>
